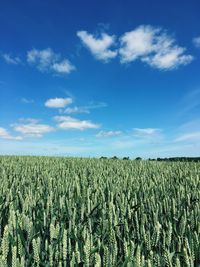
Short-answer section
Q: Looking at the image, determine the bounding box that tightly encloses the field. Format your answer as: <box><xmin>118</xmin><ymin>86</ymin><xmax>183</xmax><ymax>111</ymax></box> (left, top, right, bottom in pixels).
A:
<box><xmin>0</xmin><ymin>156</ymin><xmax>199</xmax><ymax>267</ymax></box>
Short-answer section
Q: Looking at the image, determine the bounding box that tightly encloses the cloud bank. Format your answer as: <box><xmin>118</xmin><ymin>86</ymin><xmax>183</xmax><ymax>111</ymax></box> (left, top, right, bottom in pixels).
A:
<box><xmin>78</xmin><ymin>25</ymin><xmax>193</xmax><ymax>70</ymax></box>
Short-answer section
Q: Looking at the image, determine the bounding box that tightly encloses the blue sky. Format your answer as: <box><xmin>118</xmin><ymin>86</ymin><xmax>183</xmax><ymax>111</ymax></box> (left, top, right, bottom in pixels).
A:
<box><xmin>0</xmin><ymin>0</ymin><xmax>200</xmax><ymax>158</ymax></box>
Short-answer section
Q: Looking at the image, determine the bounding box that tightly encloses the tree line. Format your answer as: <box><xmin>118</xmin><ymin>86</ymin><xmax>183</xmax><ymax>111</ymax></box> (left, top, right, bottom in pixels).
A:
<box><xmin>100</xmin><ymin>156</ymin><xmax>200</xmax><ymax>162</ymax></box>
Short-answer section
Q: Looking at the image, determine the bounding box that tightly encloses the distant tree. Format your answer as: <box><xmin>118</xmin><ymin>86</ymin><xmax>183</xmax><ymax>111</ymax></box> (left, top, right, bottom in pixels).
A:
<box><xmin>123</xmin><ymin>157</ymin><xmax>130</xmax><ymax>160</ymax></box>
<box><xmin>100</xmin><ymin>156</ymin><xmax>107</xmax><ymax>160</ymax></box>
<box><xmin>135</xmin><ymin>157</ymin><xmax>142</xmax><ymax>161</ymax></box>
<box><xmin>111</xmin><ymin>156</ymin><xmax>118</xmax><ymax>160</ymax></box>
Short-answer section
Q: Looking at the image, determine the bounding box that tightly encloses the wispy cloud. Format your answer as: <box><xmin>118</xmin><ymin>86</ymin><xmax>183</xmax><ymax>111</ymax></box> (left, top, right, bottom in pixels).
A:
<box><xmin>2</xmin><ymin>53</ymin><xmax>21</xmax><ymax>65</ymax></box>
<box><xmin>174</xmin><ymin>119</ymin><xmax>200</xmax><ymax>143</ymax></box>
<box><xmin>21</xmin><ymin>98</ymin><xmax>34</xmax><ymax>104</ymax></box>
<box><xmin>63</xmin><ymin>101</ymin><xmax>107</xmax><ymax>114</ymax></box>
<box><xmin>0</xmin><ymin>138</ymin><xmax>99</xmax><ymax>156</ymax></box>
<box><xmin>64</xmin><ymin>106</ymin><xmax>90</xmax><ymax>114</ymax></box>
<box><xmin>192</xmin><ymin>36</ymin><xmax>200</xmax><ymax>48</ymax></box>
<box><xmin>179</xmin><ymin>89</ymin><xmax>200</xmax><ymax>115</ymax></box>
<box><xmin>85</xmin><ymin>102</ymin><xmax>107</xmax><ymax>109</ymax></box>
<box><xmin>27</xmin><ymin>48</ymin><xmax>75</xmax><ymax>74</ymax></box>
<box><xmin>119</xmin><ymin>25</ymin><xmax>193</xmax><ymax>70</ymax></box>
<box><xmin>45</xmin><ymin>97</ymin><xmax>73</xmax><ymax>108</ymax></box>
<box><xmin>133</xmin><ymin>128</ymin><xmax>161</xmax><ymax>137</ymax></box>
<box><xmin>18</xmin><ymin>118</ymin><xmax>40</xmax><ymax>123</ymax></box>
<box><xmin>0</xmin><ymin>127</ymin><xmax>22</xmax><ymax>140</ymax></box>
<box><xmin>96</xmin><ymin>130</ymin><xmax>122</xmax><ymax>137</ymax></box>
<box><xmin>54</xmin><ymin>116</ymin><xmax>100</xmax><ymax>130</ymax></box>
<box><xmin>178</xmin><ymin>119</ymin><xmax>200</xmax><ymax>132</ymax></box>
<box><xmin>175</xmin><ymin>131</ymin><xmax>200</xmax><ymax>142</ymax></box>
<box><xmin>77</xmin><ymin>31</ymin><xmax>117</xmax><ymax>61</ymax></box>
<box><xmin>13</xmin><ymin>122</ymin><xmax>55</xmax><ymax>137</ymax></box>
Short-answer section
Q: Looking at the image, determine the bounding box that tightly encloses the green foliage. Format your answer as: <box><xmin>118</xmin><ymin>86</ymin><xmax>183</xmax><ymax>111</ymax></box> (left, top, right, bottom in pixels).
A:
<box><xmin>0</xmin><ymin>156</ymin><xmax>199</xmax><ymax>266</ymax></box>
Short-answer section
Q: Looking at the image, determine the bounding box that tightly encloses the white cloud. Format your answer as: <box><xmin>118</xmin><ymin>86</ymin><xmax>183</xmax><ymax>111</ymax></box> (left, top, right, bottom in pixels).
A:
<box><xmin>119</xmin><ymin>25</ymin><xmax>158</xmax><ymax>62</ymax></box>
<box><xmin>52</xmin><ymin>59</ymin><xmax>75</xmax><ymax>74</ymax></box>
<box><xmin>175</xmin><ymin>131</ymin><xmax>200</xmax><ymax>142</ymax></box>
<box><xmin>143</xmin><ymin>46</ymin><xmax>193</xmax><ymax>70</ymax></box>
<box><xmin>96</xmin><ymin>130</ymin><xmax>122</xmax><ymax>137</ymax></box>
<box><xmin>27</xmin><ymin>48</ymin><xmax>58</xmax><ymax>70</ymax></box>
<box><xmin>77</xmin><ymin>31</ymin><xmax>117</xmax><ymax>61</ymax></box>
<box><xmin>45</xmin><ymin>97</ymin><xmax>73</xmax><ymax>108</ymax></box>
<box><xmin>2</xmin><ymin>54</ymin><xmax>21</xmax><ymax>65</ymax></box>
<box><xmin>0</xmin><ymin>127</ymin><xmax>22</xmax><ymax>140</ymax></box>
<box><xmin>54</xmin><ymin>116</ymin><xmax>100</xmax><ymax>130</ymax></box>
<box><xmin>14</xmin><ymin>123</ymin><xmax>54</xmax><ymax>137</ymax></box>
<box><xmin>193</xmin><ymin>37</ymin><xmax>200</xmax><ymax>48</ymax></box>
<box><xmin>119</xmin><ymin>25</ymin><xmax>193</xmax><ymax>70</ymax></box>
<box><xmin>27</xmin><ymin>48</ymin><xmax>75</xmax><ymax>74</ymax></box>
<box><xmin>133</xmin><ymin>128</ymin><xmax>161</xmax><ymax>136</ymax></box>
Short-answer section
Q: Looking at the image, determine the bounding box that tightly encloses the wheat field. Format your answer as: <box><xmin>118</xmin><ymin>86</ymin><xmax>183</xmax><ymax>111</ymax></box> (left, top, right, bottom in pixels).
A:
<box><xmin>0</xmin><ymin>156</ymin><xmax>199</xmax><ymax>266</ymax></box>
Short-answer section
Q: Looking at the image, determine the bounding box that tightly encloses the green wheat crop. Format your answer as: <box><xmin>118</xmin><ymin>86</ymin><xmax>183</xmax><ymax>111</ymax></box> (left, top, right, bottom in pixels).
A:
<box><xmin>0</xmin><ymin>156</ymin><xmax>199</xmax><ymax>266</ymax></box>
